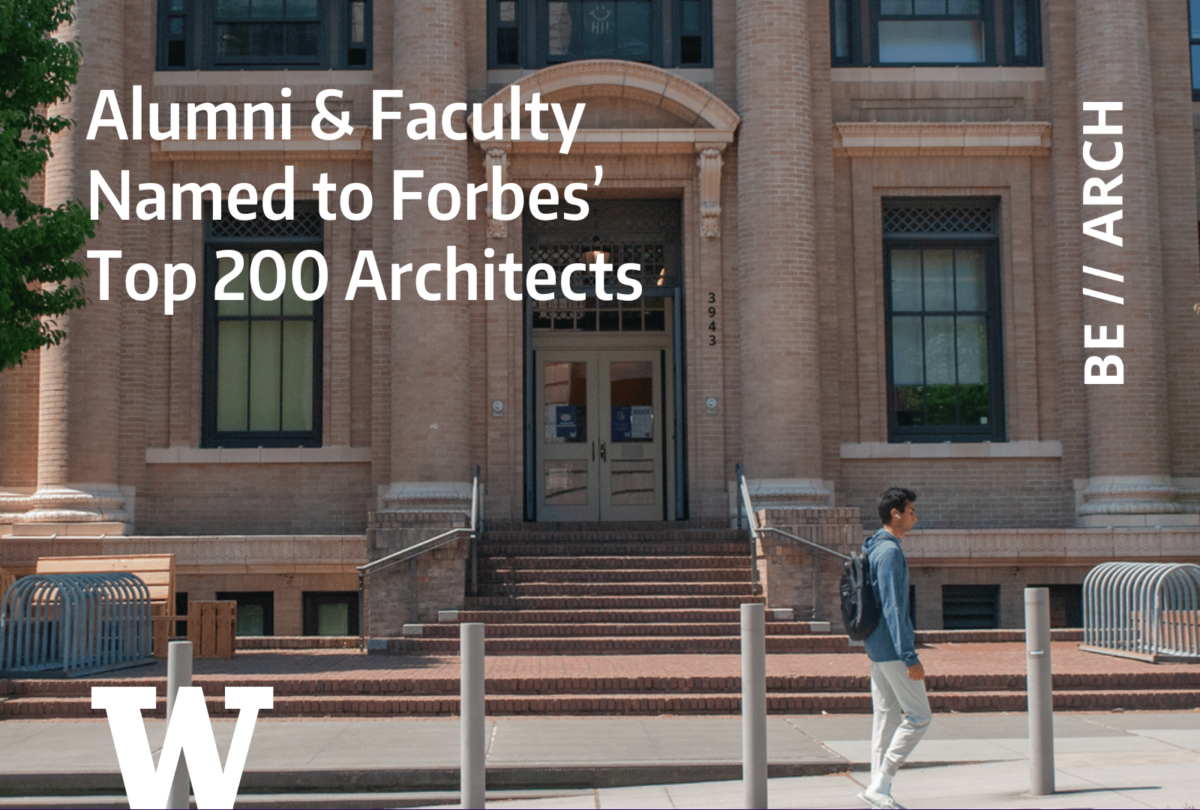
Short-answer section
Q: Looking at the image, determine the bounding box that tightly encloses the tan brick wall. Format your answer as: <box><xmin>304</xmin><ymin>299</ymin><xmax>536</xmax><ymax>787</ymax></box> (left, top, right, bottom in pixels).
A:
<box><xmin>0</xmin><ymin>356</ymin><xmax>40</xmax><ymax>488</ymax></box>
<box><xmin>13</xmin><ymin>0</ymin><xmax>1199</xmax><ymax>596</ymax></box>
<box><xmin>179</xmin><ymin>571</ymin><xmax>357</xmax><ymax>636</ymax></box>
<box><xmin>137</xmin><ymin>464</ymin><xmax>373</xmax><ymax>535</ymax></box>
<box><xmin>841</xmin><ymin>459</ymin><xmax>1075</xmax><ymax>530</ymax></box>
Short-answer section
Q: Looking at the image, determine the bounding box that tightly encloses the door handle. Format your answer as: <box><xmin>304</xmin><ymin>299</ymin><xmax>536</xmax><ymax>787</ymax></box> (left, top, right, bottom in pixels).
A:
<box><xmin>591</xmin><ymin>441</ymin><xmax>595</xmax><ymax>462</ymax></box>
<box><xmin>600</xmin><ymin>441</ymin><xmax>607</xmax><ymax>462</ymax></box>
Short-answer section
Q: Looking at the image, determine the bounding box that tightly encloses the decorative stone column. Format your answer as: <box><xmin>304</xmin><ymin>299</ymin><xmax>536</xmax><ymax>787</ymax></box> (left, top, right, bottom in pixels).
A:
<box><xmin>1</xmin><ymin>0</ymin><xmax>130</xmax><ymax>531</ymax></box>
<box><xmin>733</xmin><ymin>0</ymin><xmax>830</xmax><ymax>507</ymax></box>
<box><xmin>380</xmin><ymin>0</ymin><xmax>472</xmax><ymax>512</ymax></box>
<box><xmin>1073</xmin><ymin>0</ymin><xmax>1184</xmax><ymax>526</ymax></box>
<box><xmin>367</xmin><ymin>0</ymin><xmax>473</xmax><ymax>636</ymax></box>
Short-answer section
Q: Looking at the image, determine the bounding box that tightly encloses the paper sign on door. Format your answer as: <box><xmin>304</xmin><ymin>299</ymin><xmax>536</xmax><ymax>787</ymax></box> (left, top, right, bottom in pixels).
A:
<box><xmin>611</xmin><ymin>406</ymin><xmax>652</xmax><ymax>441</ymax></box>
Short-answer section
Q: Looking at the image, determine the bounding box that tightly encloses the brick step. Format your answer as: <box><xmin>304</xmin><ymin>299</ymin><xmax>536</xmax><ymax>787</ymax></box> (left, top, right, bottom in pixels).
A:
<box><xmin>375</xmin><ymin>635</ymin><xmax>856</xmax><ymax>655</ymax></box>
<box><xmin>479</xmin><ymin>555</ymin><xmax>748</xmax><ymax>571</ymax></box>
<box><xmin>412</xmin><ymin>622</ymin><xmax>827</xmax><ymax>638</ymax></box>
<box><xmin>475</xmin><ymin>582</ymin><xmax>753</xmax><ymax>597</ymax></box>
<box><xmin>236</xmin><ymin>636</ymin><xmax>359</xmax><ymax>650</ymax></box>
<box><xmin>463</xmin><ymin>595</ymin><xmax>765</xmax><ymax>610</ymax></box>
<box><xmin>5</xmin><ymin>689</ymin><xmax>1197</xmax><ymax>719</ymax></box>
<box><xmin>482</xmin><ymin>530</ymin><xmax>746</xmax><ymax>544</ymax></box>
<box><xmin>914</xmin><ymin>628</ymin><xmax>1086</xmax><ymax>644</ymax></box>
<box><xmin>8</xmin><ymin>670</ymin><xmax>1199</xmax><ymax>701</ymax></box>
<box><xmin>479</xmin><ymin>568</ymin><xmax>749</xmax><ymax>584</ymax></box>
<box><xmin>449</xmin><ymin>608</ymin><xmax>801</xmax><ymax>624</ymax></box>
<box><xmin>477</xmin><ymin>543</ymin><xmax>749</xmax><ymax>558</ymax></box>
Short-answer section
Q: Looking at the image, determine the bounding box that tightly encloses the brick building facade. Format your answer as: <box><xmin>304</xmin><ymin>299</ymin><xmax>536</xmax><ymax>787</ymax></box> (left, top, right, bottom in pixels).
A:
<box><xmin>2</xmin><ymin>0</ymin><xmax>1199</xmax><ymax>635</ymax></box>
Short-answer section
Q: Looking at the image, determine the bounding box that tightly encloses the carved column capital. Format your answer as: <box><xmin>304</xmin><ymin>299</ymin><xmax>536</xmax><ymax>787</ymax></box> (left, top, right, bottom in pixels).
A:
<box><xmin>696</xmin><ymin>148</ymin><xmax>723</xmax><ymax>238</ymax></box>
<box><xmin>484</xmin><ymin>148</ymin><xmax>510</xmax><ymax>239</ymax></box>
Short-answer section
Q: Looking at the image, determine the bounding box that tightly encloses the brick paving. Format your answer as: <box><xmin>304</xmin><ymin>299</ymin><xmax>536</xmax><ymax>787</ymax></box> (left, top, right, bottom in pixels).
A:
<box><xmin>3</xmin><ymin>641</ymin><xmax>1196</xmax><ymax>684</ymax></box>
<box><xmin>3</xmin><ymin>642</ymin><xmax>1197</xmax><ymax>718</ymax></box>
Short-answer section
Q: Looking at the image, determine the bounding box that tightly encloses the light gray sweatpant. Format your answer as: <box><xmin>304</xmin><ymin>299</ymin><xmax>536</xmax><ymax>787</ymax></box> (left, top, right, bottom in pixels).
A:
<box><xmin>870</xmin><ymin>660</ymin><xmax>933</xmax><ymax>782</ymax></box>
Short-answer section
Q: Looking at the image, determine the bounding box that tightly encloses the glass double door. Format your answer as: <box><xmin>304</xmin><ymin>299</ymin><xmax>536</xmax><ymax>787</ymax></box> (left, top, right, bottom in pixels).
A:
<box><xmin>536</xmin><ymin>350</ymin><xmax>664</xmax><ymax>521</ymax></box>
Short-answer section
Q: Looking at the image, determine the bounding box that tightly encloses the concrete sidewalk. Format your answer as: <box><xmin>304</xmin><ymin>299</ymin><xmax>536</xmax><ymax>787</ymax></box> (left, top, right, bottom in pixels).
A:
<box><xmin>0</xmin><ymin>710</ymin><xmax>1197</xmax><ymax>807</ymax></box>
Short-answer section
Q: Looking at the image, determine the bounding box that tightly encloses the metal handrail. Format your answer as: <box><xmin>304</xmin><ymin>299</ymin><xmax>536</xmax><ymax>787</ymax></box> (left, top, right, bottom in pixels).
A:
<box><xmin>357</xmin><ymin>466</ymin><xmax>482</xmax><ymax>649</ymax></box>
<box><xmin>736</xmin><ymin>463</ymin><xmax>852</xmax><ymax>597</ymax></box>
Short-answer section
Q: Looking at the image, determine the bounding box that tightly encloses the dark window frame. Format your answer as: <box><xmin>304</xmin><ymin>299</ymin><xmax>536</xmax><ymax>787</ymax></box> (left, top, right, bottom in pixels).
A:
<box><xmin>1003</xmin><ymin>0</ymin><xmax>1039</xmax><ymax>66</ymax></box>
<box><xmin>831</xmin><ymin>0</ymin><xmax>860</xmax><ymax>65</ymax></box>
<box><xmin>942</xmin><ymin>583</ymin><xmax>1001</xmax><ymax>629</ymax></box>
<box><xmin>302</xmin><ymin>591</ymin><xmax>361</xmax><ymax>636</ymax></box>
<box><xmin>832</xmin><ymin>0</ymin><xmax>1040</xmax><ymax>67</ymax></box>
<box><xmin>216</xmin><ymin>591</ymin><xmax>275</xmax><ymax>636</ymax></box>
<box><xmin>489</xmin><ymin>0</ymin><xmax>712</xmax><ymax>69</ymax></box>
<box><xmin>1190</xmin><ymin>0</ymin><xmax>1200</xmax><ymax>99</ymax></box>
<box><xmin>157</xmin><ymin>0</ymin><xmax>372</xmax><ymax>70</ymax></box>
<box><xmin>882</xmin><ymin>199</ymin><xmax>1006</xmax><ymax>443</ymax></box>
<box><xmin>201</xmin><ymin>205</ymin><xmax>324</xmax><ymax>449</ymax></box>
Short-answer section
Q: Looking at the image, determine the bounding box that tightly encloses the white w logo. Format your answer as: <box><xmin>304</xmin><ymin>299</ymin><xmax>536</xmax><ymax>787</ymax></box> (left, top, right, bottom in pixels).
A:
<box><xmin>92</xmin><ymin>686</ymin><xmax>273</xmax><ymax>810</ymax></box>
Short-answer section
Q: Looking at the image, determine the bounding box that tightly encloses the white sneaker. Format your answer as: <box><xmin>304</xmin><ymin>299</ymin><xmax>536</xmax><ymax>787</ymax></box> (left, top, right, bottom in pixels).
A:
<box><xmin>857</xmin><ymin>787</ymin><xmax>902</xmax><ymax>809</ymax></box>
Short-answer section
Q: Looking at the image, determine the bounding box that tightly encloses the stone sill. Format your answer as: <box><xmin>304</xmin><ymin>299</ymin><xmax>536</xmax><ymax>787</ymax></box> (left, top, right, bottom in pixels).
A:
<box><xmin>831</xmin><ymin>66</ymin><xmax>1045</xmax><ymax>83</ymax></box>
<box><xmin>834</xmin><ymin>121</ymin><xmax>1051</xmax><ymax>156</ymax></box>
<box><xmin>841</xmin><ymin>440</ymin><xmax>1062</xmax><ymax>459</ymax></box>
<box><xmin>153</xmin><ymin>70</ymin><xmax>374</xmax><ymax>87</ymax></box>
<box><xmin>152</xmin><ymin>126</ymin><xmax>369</xmax><ymax>161</ymax></box>
<box><xmin>146</xmin><ymin>446</ymin><xmax>372</xmax><ymax>464</ymax></box>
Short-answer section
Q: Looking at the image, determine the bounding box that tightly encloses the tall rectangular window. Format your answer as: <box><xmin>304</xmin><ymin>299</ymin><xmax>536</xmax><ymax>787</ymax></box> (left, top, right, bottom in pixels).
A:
<box><xmin>1191</xmin><ymin>0</ymin><xmax>1200</xmax><ymax>98</ymax></box>
<box><xmin>489</xmin><ymin>0</ymin><xmax>710</xmax><ymax>68</ymax></box>
<box><xmin>883</xmin><ymin>200</ymin><xmax>1004</xmax><ymax>442</ymax></box>
<box><xmin>833</xmin><ymin>0</ymin><xmax>1039</xmax><ymax>66</ymax></box>
<box><xmin>548</xmin><ymin>0</ymin><xmax>654</xmax><ymax>62</ymax></box>
<box><xmin>877</xmin><ymin>0</ymin><xmax>988</xmax><ymax>64</ymax></box>
<box><xmin>158</xmin><ymin>0</ymin><xmax>371</xmax><ymax>70</ymax></box>
<box><xmin>202</xmin><ymin>206</ymin><xmax>323</xmax><ymax>448</ymax></box>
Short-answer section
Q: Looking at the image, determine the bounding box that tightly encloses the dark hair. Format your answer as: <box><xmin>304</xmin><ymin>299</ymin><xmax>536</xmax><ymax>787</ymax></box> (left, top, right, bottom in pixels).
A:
<box><xmin>877</xmin><ymin>487</ymin><xmax>917</xmax><ymax>525</ymax></box>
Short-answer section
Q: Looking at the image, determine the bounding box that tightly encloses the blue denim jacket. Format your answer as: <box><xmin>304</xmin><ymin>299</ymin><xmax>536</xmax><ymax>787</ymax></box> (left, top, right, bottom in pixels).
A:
<box><xmin>862</xmin><ymin>528</ymin><xmax>920</xmax><ymax>667</ymax></box>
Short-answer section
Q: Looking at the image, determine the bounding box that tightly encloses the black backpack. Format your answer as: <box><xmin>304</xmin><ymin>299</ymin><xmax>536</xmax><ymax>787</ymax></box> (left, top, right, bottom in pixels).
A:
<box><xmin>840</xmin><ymin>549</ymin><xmax>880</xmax><ymax>641</ymax></box>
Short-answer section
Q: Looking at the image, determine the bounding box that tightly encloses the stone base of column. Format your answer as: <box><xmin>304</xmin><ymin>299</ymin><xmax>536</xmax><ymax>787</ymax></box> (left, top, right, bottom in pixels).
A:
<box><xmin>731</xmin><ymin>478</ymin><xmax>835</xmax><ymax>520</ymax></box>
<box><xmin>0</xmin><ymin>485</ymin><xmax>132</xmax><ymax>531</ymax></box>
<box><xmin>379</xmin><ymin>481</ymin><xmax>474</xmax><ymax>514</ymax></box>
<box><xmin>1075</xmin><ymin>476</ymin><xmax>1200</xmax><ymax>528</ymax></box>
<box><xmin>753</xmin><ymin>506</ymin><xmax>863</xmax><ymax>623</ymax></box>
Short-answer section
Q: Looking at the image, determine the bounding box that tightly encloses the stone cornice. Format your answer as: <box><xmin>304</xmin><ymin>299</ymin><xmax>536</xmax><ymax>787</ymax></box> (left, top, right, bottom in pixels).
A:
<box><xmin>833</xmin><ymin>121</ymin><xmax>1051</xmax><ymax>157</ymax></box>
<box><xmin>902</xmin><ymin>528</ymin><xmax>1200</xmax><ymax>563</ymax></box>
<box><xmin>0</xmin><ymin>535</ymin><xmax>366</xmax><ymax>571</ymax></box>
<box><xmin>151</xmin><ymin>125</ymin><xmax>369</xmax><ymax>162</ymax></box>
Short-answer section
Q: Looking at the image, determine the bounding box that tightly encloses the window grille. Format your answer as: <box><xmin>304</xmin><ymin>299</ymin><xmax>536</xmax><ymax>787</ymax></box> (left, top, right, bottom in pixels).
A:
<box><xmin>883</xmin><ymin>204</ymin><xmax>995</xmax><ymax>236</ymax></box>
<box><xmin>210</xmin><ymin>209</ymin><xmax>324</xmax><ymax>240</ymax></box>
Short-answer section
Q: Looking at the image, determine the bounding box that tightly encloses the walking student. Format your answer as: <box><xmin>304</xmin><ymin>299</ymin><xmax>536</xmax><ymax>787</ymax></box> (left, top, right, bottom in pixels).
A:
<box><xmin>858</xmin><ymin>487</ymin><xmax>931</xmax><ymax>810</ymax></box>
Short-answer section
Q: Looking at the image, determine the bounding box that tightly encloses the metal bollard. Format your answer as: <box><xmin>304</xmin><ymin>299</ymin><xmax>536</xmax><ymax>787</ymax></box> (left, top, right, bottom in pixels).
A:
<box><xmin>1025</xmin><ymin>588</ymin><xmax>1055</xmax><ymax>795</ymax></box>
<box><xmin>461</xmin><ymin>623</ymin><xmax>486</xmax><ymax>809</ymax></box>
<box><xmin>741</xmin><ymin>603</ymin><xmax>767</xmax><ymax>809</ymax></box>
<box><xmin>166</xmin><ymin>640</ymin><xmax>193</xmax><ymax>810</ymax></box>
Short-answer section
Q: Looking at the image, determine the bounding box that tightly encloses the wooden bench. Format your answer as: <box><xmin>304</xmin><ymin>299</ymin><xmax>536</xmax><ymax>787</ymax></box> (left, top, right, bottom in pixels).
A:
<box><xmin>33</xmin><ymin>554</ymin><xmax>236</xmax><ymax>659</ymax></box>
<box><xmin>37</xmin><ymin>554</ymin><xmax>178</xmax><ymax>657</ymax></box>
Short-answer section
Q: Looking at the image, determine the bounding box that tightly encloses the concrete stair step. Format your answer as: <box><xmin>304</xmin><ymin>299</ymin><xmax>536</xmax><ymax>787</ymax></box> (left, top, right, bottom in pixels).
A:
<box><xmin>5</xmin><ymin>688</ymin><xmax>1197</xmax><ymax>718</ymax></box>
<box><xmin>479</xmin><ymin>567</ymin><xmax>749</xmax><ymax>582</ymax></box>
<box><xmin>477</xmin><ymin>543</ymin><xmax>748</xmax><ymax>557</ymax></box>
<box><xmin>374</xmin><ymin>635</ymin><xmax>856</xmax><ymax>655</ymax></box>
<box><xmin>449</xmin><ymin>608</ymin><xmax>799</xmax><ymax>624</ymax></box>
<box><xmin>474</xmin><ymin>582</ymin><xmax>753</xmax><ymax>597</ymax></box>
<box><xmin>414</xmin><ymin>622</ymin><xmax>829</xmax><ymax>638</ymax></box>
<box><xmin>479</xmin><ymin>555</ymin><xmax>748</xmax><ymax>570</ymax></box>
<box><xmin>463</xmin><ymin>595</ymin><xmax>765</xmax><ymax>610</ymax></box>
